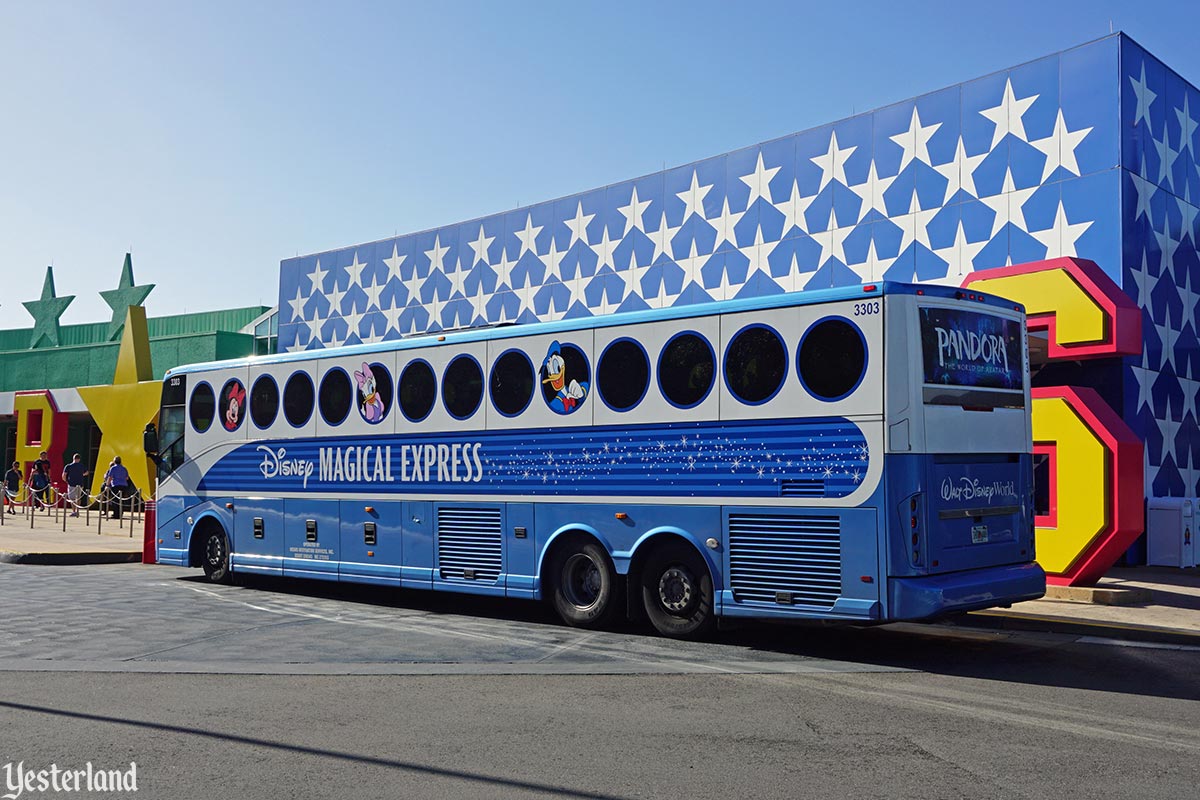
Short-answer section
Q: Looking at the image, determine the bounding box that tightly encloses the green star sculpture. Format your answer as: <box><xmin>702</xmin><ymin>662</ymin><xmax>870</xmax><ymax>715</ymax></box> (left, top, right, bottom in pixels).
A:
<box><xmin>99</xmin><ymin>253</ymin><xmax>155</xmax><ymax>340</ymax></box>
<box><xmin>22</xmin><ymin>267</ymin><xmax>75</xmax><ymax>349</ymax></box>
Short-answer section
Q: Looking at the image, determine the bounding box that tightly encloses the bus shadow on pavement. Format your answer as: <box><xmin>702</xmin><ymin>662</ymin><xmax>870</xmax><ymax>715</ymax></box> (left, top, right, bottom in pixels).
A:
<box><xmin>174</xmin><ymin>571</ymin><xmax>1199</xmax><ymax>702</ymax></box>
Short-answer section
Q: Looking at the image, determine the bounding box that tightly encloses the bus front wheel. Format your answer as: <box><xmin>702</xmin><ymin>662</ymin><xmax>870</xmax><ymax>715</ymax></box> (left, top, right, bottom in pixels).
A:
<box><xmin>201</xmin><ymin>527</ymin><xmax>231</xmax><ymax>584</ymax></box>
<box><xmin>549</xmin><ymin>539</ymin><xmax>620</xmax><ymax>629</ymax></box>
<box><xmin>640</xmin><ymin>542</ymin><xmax>715</xmax><ymax>639</ymax></box>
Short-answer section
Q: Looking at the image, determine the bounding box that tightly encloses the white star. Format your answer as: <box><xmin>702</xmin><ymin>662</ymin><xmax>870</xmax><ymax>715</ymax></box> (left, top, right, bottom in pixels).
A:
<box><xmin>402</xmin><ymin>264</ymin><xmax>423</xmax><ymax>308</ymax></box>
<box><xmin>889</xmin><ymin>106</ymin><xmax>941</xmax><ymax>171</ymax></box>
<box><xmin>739</xmin><ymin>151</ymin><xmax>781</xmax><ymax>207</ymax></box>
<box><xmin>543</xmin><ymin>239</ymin><xmax>566</xmax><ymax>282</ymax></box>
<box><xmin>326</xmin><ymin>323</ymin><xmax>347</xmax><ymax>350</ymax></box>
<box><xmin>739</xmin><ymin>225</ymin><xmax>780</xmax><ymax>281</ymax></box>
<box><xmin>1130</xmin><ymin>158</ymin><xmax>1156</xmax><ymax>224</ymax></box>
<box><xmin>708</xmin><ymin>197</ymin><xmax>745</xmax><ymax>249</ymax></box>
<box><xmin>562</xmin><ymin>265</ymin><xmax>589</xmax><ymax>311</ymax></box>
<box><xmin>811</xmin><ymin>130</ymin><xmax>856</xmax><ymax>191</ymax></box>
<box><xmin>647</xmin><ymin>212</ymin><xmax>681</xmax><ymax>263</ymax></box>
<box><xmin>1178</xmin><ymin>94</ymin><xmax>1200</xmax><ymax>156</ymax></box>
<box><xmin>362</xmin><ymin>275</ymin><xmax>385</xmax><ymax>311</ymax></box>
<box><xmin>934</xmin><ymin>137</ymin><xmax>986</xmax><ymax>203</ymax></box>
<box><xmin>345</xmin><ymin>252</ymin><xmax>368</xmax><ymax>288</ymax></box>
<box><xmin>776</xmin><ymin>179</ymin><xmax>817</xmax><ymax>234</ymax></box>
<box><xmin>1180</xmin><ymin>196</ymin><xmax>1200</xmax><ymax>246</ymax></box>
<box><xmin>981</xmin><ymin>168</ymin><xmax>1037</xmax><ymax>238</ymax></box>
<box><xmin>563</xmin><ymin>201</ymin><xmax>595</xmax><ymax>250</ymax></box>
<box><xmin>673</xmin><ymin>240</ymin><xmax>705</xmax><ymax>292</ymax></box>
<box><xmin>1031</xmin><ymin>201</ymin><xmax>1093</xmax><ymax>259</ymax></box>
<box><xmin>342</xmin><ymin>306</ymin><xmax>366</xmax><ymax>341</ymax></box>
<box><xmin>302</xmin><ymin>308</ymin><xmax>323</xmax><ymax>346</ymax></box>
<box><xmin>676</xmin><ymin>170</ymin><xmax>713</xmax><ymax>221</ymax></box>
<box><xmin>513</xmin><ymin>213</ymin><xmax>543</xmax><ymax>258</ymax></box>
<box><xmin>1129</xmin><ymin>63</ymin><xmax>1157</xmax><ymax>128</ymax></box>
<box><xmin>857</xmin><ymin>238</ymin><xmax>897</xmax><ymax>283</ymax></box>
<box><xmin>979</xmin><ymin>78</ymin><xmax>1039</xmax><ymax>148</ymax></box>
<box><xmin>1129</xmin><ymin>246</ymin><xmax>1153</xmax><ymax>307</ymax></box>
<box><xmin>645</xmin><ymin>276</ymin><xmax>678</xmax><ymax>309</ymax></box>
<box><xmin>445</xmin><ymin>259</ymin><xmax>469</xmax><ymax>300</ymax></box>
<box><xmin>287</xmin><ymin>285</ymin><xmax>307</xmax><ymax>322</ymax></box>
<box><xmin>896</xmin><ymin>193</ymin><xmax>941</xmax><ymax>254</ymax></box>
<box><xmin>467</xmin><ymin>224</ymin><xmax>495</xmax><ymax>268</ymax></box>
<box><xmin>1154</xmin><ymin>222</ymin><xmax>1181</xmax><ymax>281</ymax></box>
<box><xmin>933</xmin><ymin>220</ymin><xmax>988</xmax><ymax>282</ymax></box>
<box><xmin>1153</xmin><ymin>131</ymin><xmax>1179</xmax><ymax>190</ymax></box>
<box><xmin>778</xmin><ymin>251</ymin><xmax>808</xmax><ymax>292</ymax></box>
<box><xmin>326</xmin><ymin>282</ymin><xmax>347</xmax><ymax>317</ymax></box>
<box><xmin>590</xmin><ymin>227</ymin><xmax>619</xmax><ymax>271</ymax></box>
<box><xmin>381</xmin><ymin>302</ymin><xmax>404</xmax><ymax>336</ymax></box>
<box><xmin>811</xmin><ymin>209</ymin><xmax>853</xmax><ymax>267</ymax></box>
<box><xmin>308</xmin><ymin>258</ymin><xmax>329</xmax><ymax>294</ymax></box>
<box><xmin>1030</xmin><ymin>110</ymin><xmax>1092</xmax><ymax>183</ymax></box>
<box><xmin>424</xmin><ymin>234</ymin><xmax>450</xmax><ymax>273</ymax></box>
<box><xmin>285</xmin><ymin>340</ymin><xmax>307</xmax><ymax>353</ymax></box>
<box><xmin>383</xmin><ymin>243</ymin><xmax>406</xmax><ymax>283</ymax></box>
<box><xmin>543</xmin><ymin>290</ymin><xmax>567</xmax><ymax>322</ymax></box>
<box><xmin>596</xmin><ymin>279</ymin><xmax>623</xmax><ymax>315</ymax></box>
<box><xmin>492</xmin><ymin>247</ymin><xmax>516</xmax><ymax>290</ymax></box>
<box><xmin>467</xmin><ymin>282</ymin><xmax>489</xmax><ymax>325</ymax></box>
<box><xmin>512</xmin><ymin>272</ymin><xmax>538</xmax><ymax>317</ymax></box>
<box><xmin>616</xmin><ymin>186</ymin><xmax>652</xmax><ymax>234</ymax></box>
<box><xmin>848</xmin><ymin>160</ymin><xmax>896</xmax><ymax>223</ymax></box>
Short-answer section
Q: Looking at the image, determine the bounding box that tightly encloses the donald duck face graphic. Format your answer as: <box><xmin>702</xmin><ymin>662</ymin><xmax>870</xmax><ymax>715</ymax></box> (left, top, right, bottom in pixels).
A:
<box><xmin>542</xmin><ymin>341</ymin><xmax>589</xmax><ymax>415</ymax></box>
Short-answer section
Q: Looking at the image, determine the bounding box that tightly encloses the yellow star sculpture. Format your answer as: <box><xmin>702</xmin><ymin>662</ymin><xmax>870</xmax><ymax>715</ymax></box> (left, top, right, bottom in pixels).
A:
<box><xmin>78</xmin><ymin>306</ymin><xmax>162</xmax><ymax>498</ymax></box>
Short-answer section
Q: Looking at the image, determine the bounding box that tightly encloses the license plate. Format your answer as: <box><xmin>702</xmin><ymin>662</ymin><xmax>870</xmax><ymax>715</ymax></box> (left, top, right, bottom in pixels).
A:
<box><xmin>971</xmin><ymin>524</ymin><xmax>989</xmax><ymax>544</ymax></box>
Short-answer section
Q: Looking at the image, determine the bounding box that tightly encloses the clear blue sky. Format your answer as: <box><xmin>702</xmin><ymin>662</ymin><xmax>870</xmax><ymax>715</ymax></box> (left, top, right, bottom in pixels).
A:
<box><xmin>1</xmin><ymin>0</ymin><xmax>1197</xmax><ymax>329</ymax></box>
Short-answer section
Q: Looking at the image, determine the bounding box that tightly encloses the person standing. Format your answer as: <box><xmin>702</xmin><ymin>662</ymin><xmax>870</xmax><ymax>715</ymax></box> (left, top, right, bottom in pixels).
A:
<box><xmin>62</xmin><ymin>454</ymin><xmax>89</xmax><ymax>517</ymax></box>
<box><xmin>29</xmin><ymin>462</ymin><xmax>50</xmax><ymax>510</ymax></box>
<box><xmin>3</xmin><ymin>462</ymin><xmax>21</xmax><ymax>514</ymax></box>
<box><xmin>105</xmin><ymin>456</ymin><xmax>131</xmax><ymax>519</ymax></box>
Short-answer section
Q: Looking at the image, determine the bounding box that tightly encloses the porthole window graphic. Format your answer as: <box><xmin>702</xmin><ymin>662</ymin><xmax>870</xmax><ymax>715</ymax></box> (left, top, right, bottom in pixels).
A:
<box><xmin>250</xmin><ymin>375</ymin><xmax>280</xmax><ymax>429</ymax></box>
<box><xmin>443</xmin><ymin>355</ymin><xmax>484</xmax><ymax>420</ymax></box>
<box><xmin>353</xmin><ymin>362</ymin><xmax>393</xmax><ymax>424</ymax></box>
<box><xmin>490</xmin><ymin>349</ymin><xmax>535</xmax><ymax>418</ymax></box>
<box><xmin>283</xmin><ymin>371</ymin><xmax>315</xmax><ymax>427</ymax></box>
<box><xmin>658</xmin><ymin>332</ymin><xmax>715</xmax><ymax>409</ymax></box>
<box><xmin>597</xmin><ymin>338</ymin><xmax>649</xmax><ymax>412</ymax></box>
<box><xmin>189</xmin><ymin>382</ymin><xmax>216</xmax><ymax>433</ymax></box>
<box><xmin>399</xmin><ymin>360</ymin><xmax>436</xmax><ymax>422</ymax></box>
<box><xmin>724</xmin><ymin>324</ymin><xmax>787</xmax><ymax>406</ymax></box>
<box><xmin>797</xmin><ymin>317</ymin><xmax>868</xmax><ymax>402</ymax></box>
<box><xmin>318</xmin><ymin>368</ymin><xmax>353</xmax><ymax>425</ymax></box>
<box><xmin>540</xmin><ymin>341</ymin><xmax>591</xmax><ymax>415</ymax></box>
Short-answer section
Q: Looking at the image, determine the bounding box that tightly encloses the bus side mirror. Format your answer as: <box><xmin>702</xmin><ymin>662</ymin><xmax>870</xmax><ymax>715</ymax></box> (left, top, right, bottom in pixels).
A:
<box><xmin>143</xmin><ymin>423</ymin><xmax>159</xmax><ymax>455</ymax></box>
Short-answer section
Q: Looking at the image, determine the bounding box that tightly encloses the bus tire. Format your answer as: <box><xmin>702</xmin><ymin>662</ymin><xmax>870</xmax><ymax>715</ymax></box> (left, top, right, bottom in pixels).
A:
<box><xmin>640</xmin><ymin>541</ymin><xmax>715</xmax><ymax>639</ymax></box>
<box><xmin>201</xmin><ymin>526</ymin><xmax>231</xmax><ymax>584</ymax></box>
<box><xmin>549</xmin><ymin>539</ymin><xmax>620</xmax><ymax>629</ymax></box>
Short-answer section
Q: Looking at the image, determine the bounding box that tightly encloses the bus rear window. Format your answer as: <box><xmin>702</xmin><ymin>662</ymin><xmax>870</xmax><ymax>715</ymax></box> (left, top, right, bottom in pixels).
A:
<box><xmin>919</xmin><ymin>307</ymin><xmax>1023</xmax><ymax>405</ymax></box>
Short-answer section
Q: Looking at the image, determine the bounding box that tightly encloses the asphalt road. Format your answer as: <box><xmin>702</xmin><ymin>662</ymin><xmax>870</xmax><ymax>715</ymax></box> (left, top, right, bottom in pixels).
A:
<box><xmin>1</xmin><ymin>563</ymin><xmax>1197</xmax><ymax>799</ymax></box>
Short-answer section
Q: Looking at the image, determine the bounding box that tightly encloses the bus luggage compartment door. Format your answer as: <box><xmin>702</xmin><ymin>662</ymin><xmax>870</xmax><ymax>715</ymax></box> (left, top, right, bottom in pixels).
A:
<box><xmin>230</xmin><ymin>498</ymin><xmax>284</xmax><ymax>576</ymax></box>
<box><xmin>282</xmin><ymin>499</ymin><xmax>340</xmax><ymax>581</ymax></box>
<box><xmin>339</xmin><ymin>501</ymin><xmax>403</xmax><ymax>586</ymax></box>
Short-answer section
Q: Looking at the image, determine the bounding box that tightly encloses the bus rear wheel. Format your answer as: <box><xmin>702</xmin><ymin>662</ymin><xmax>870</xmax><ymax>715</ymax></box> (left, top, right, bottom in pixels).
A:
<box><xmin>640</xmin><ymin>542</ymin><xmax>715</xmax><ymax>639</ymax></box>
<box><xmin>549</xmin><ymin>540</ymin><xmax>620</xmax><ymax>629</ymax></box>
<box><xmin>201</xmin><ymin>527</ymin><xmax>231</xmax><ymax>584</ymax></box>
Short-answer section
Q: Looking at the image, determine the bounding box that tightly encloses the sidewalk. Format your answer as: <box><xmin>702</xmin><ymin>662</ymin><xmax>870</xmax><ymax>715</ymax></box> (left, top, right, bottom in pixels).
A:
<box><xmin>0</xmin><ymin>507</ymin><xmax>144</xmax><ymax>565</ymax></box>
<box><xmin>959</xmin><ymin>565</ymin><xmax>1200</xmax><ymax>646</ymax></box>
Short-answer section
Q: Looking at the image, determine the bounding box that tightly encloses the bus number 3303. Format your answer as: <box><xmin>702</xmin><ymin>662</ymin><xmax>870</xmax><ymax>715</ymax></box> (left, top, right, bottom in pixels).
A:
<box><xmin>853</xmin><ymin>301</ymin><xmax>880</xmax><ymax>316</ymax></box>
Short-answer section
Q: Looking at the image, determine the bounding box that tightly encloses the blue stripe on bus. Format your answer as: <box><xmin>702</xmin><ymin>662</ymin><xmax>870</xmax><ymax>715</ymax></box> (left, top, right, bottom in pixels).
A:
<box><xmin>196</xmin><ymin>416</ymin><xmax>870</xmax><ymax>498</ymax></box>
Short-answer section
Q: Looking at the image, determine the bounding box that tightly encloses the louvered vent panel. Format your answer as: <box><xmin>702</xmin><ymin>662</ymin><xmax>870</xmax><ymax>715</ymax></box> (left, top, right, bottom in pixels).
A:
<box><xmin>727</xmin><ymin>514</ymin><xmax>842</xmax><ymax>608</ymax></box>
<box><xmin>780</xmin><ymin>479</ymin><xmax>825</xmax><ymax>498</ymax></box>
<box><xmin>437</xmin><ymin>507</ymin><xmax>502</xmax><ymax>582</ymax></box>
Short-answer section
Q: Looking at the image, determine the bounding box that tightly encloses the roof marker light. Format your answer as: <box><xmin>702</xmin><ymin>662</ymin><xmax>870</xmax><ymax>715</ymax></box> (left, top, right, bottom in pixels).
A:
<box><xmin>863</xmin><ymin>284</ymin><xmax>877</xmax><ymax>292</ymax></box>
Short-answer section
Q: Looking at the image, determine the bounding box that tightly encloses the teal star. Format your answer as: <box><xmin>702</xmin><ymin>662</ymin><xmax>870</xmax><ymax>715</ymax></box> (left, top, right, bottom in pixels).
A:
<box><xmin>22</xmin><ymin>267</ymin><xmax>74</xmax><ymax>349</ymax></box>
<box><xmin>99</xmin><ymin>253</ymin><xmax>154</xmax><ymax>340</ymax></box>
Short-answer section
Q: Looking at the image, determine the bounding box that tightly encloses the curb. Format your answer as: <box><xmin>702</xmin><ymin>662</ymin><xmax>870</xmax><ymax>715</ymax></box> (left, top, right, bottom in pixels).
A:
<box><xmin>0</xmin><ymin>551</ymin><xmax>143</xmax><ymax>566</ymax></box>
<box><xmin>958</xmin><ymin>609</ymin><xmax>1200</xmax><ymax>648</ymax></box>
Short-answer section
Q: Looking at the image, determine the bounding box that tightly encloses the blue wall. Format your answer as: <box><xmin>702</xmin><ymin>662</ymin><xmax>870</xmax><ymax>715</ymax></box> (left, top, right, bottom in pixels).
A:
<box><xmin>1120</xmin><ymin>36</ymin><xmax>1200</xmax><ymax>498</ymax></box>
<box><xmin>278</xmin><ymin>35</ymin><xmax>1123</xmax><ymax>356</ymax></box>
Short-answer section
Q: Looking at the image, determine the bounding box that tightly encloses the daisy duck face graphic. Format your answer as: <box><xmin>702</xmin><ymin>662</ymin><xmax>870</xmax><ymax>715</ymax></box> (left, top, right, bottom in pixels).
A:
<box><xmin>223</xmin><ymin>380</ymin><xmax>246</xmax><ymax>431</ymax></box>
<box><xmin>542</xmin><ymin>341</ymin><xmax>589</xmax><ymax>415</ymax></box>
<box><xmin>355</xmin><ymin>362</ymin><xmax>386</xmax><ymax>423</ymax></box>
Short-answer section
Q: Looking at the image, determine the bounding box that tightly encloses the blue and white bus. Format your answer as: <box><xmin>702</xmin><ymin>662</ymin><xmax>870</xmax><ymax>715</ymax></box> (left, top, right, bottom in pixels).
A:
<box><xmin>150</xmin><ymin>282</ymin><xmax>1045</xmax><ymax>638</ymax></box>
